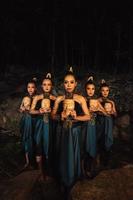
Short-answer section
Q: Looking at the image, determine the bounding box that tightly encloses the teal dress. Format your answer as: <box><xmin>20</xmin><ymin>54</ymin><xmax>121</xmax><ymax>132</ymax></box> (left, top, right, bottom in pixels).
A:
<box><xmin>84</xmin><ymin>98</ymin><xmax>97</xmax><ymax>158</ymax></box>
<box><xmin>57</xmin><ymin>100</ymin><xmax>83</xmax><ymax>187</ymax></box>
<box><xmin>96</xmin><ymin>98</ymin><xmax>113</xmax><ymax>152</ymax></box>
<box><xmin>20</xmin><ymin>112</ymin><xmax>33</xmax><ymax>157</ymax></box>
<box><xmin>96</xmin><ymin>97</ymin><xmax>114</xmax><ymax>168</ymax></box>
<box><xmin>20</xmin><ymin>95</ymin><xmax>36</xmax><ymax>160</ymax></box>
<box><xmin>104</xmin><ymin>115</ymin><xmax>113</xmax><ymax>151</ymax></box>
<box><xmin>80</xmin><ymin>97</ymin><xmax>97</xmax><ymax>176</ymax></box>
<box><xmin>34</xmin><ymin>96</ymin><xmax>55</xmax><ymax>159</ymax></box>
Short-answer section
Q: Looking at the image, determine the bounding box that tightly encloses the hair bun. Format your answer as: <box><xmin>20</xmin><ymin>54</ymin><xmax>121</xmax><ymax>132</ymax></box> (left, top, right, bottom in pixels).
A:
<box><xmin>46</xmin><ymin>73</ymin><xmax>52</xmax><ymax>79</ymax></box>
<box><xmin>69</xmin><ymin>66</ymin><xmax>73</xmax><ymax>73</ymax></box>
<box><xmin>87</xmin><ymin>76</ymin><xmax>93</xmax><ymax>81</ymax></box>
<box><xmin>32</xmin><ymin>77</ymin><xmax>37</xmax><ymax>82</ymax></box>
<box><xmin>100</xmin><ymin>79</ymin><xmax>109</xmax><ymax>88</ymax></box>
<box><xmin>101</xmin><ymin>79</ymin><xmax>106</xmax><ymax>84</ymax></box>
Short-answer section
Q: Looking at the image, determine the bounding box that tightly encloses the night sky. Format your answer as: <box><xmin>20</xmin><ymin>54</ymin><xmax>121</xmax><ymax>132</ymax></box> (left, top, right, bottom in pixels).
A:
<box><xmin>0</xmin><ymin>1</ymin><xmax>133</xmax><ymax>73</ymax></box>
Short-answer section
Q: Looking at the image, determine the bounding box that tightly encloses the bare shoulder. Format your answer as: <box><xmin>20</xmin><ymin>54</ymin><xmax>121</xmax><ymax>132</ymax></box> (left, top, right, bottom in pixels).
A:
<box><xmin>98</xmin><ymin>97</ymin><xmax>102</xmax><ymax>102</ymax></box>
<box><xmin>33</xmin><ymin>94</ymin><xmax>43</xmax><ymax>101</ymax></box>
<box><xmin>109</xmin><ymin>99</ymin><xmax>115</xmax><ymax>105</ymax></box>
<box><xmin>74</xmin><ymin>94</ymin><xmax>86</xmax><ymax>104</ymax></box>
<box><xmin>23</xmin><ymin>96</ymin><xmax>30</xmax><ymax>101</ymax></box>
<box><xmin>107</xmin><ymin>98</ymin><xmax>115</xmax><ymax>103</ymax></box>
<box><xmin>55</xmin><ymin>95</ymin><xmax>64</xmax><ymax>103</ymax></box>
<box><xmin>50</xmin><ymin>95</ymin><xmax>57</xmax><ymax>101</ymax></box>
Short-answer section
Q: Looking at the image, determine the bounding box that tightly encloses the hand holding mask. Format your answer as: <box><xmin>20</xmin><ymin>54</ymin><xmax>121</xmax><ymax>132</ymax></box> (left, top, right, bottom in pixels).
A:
<box><xmin>63</xmin><ymin>99</ymin><xmax>75</xmax><ymax>119</ymax></box>
<box><xmin>104</xmin><ymin>102</ymin><xmax>113</xmax><ymax>115</ymax></box>
<box><xmin>89</xmin><ymin>99</ymin><xmax>99</xmax><ymax>112</ymax></box>
<box><xmin>41</xmin><ymin>98</ymin><xmax>51</xmax><ymax>113</ymax></box>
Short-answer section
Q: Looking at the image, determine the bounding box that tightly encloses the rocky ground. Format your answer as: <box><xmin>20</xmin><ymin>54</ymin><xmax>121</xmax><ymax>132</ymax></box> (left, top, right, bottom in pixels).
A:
<box><xmin>0</xmin><ymin>128</ymin><xmax>23</xmax><ymax>181</ymax></box>
<box><xmin>71</xmin><ymin>167</ymin><xmax>133</xmax><ymax>200</ymax></box>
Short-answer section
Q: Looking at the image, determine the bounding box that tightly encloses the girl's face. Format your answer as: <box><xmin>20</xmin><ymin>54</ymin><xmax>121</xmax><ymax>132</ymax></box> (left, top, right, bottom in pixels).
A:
<box><xmin>64</xmin><ymin>75</ymin><xmax>77</xmax><ymax>93</ymax></box>
<box><xmin>27</xmin><ymin>83</ymin><xmax>36</xmax><ymax>96</ymax></box>
<box><xmin>101</xmin><ymin>86</ymin><xmax>110</xmax><ymax>98</ymax></box>
<box><xmin>42</xmin><ymin>79</ymin><xmax>52</xmax><ymax>93</ymax></box>
<box><xmin>86</xmin><ymin>84</ymin><xmax>95</xmax><ymax>97</ymax></box>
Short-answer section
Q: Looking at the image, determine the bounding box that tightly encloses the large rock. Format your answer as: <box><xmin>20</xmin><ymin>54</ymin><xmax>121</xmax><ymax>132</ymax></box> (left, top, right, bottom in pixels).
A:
<box><xmin>0</xmin><ymin>170</ymin><xmax>64</xmax><ymax>200</ymax></box>
<box><xmin>0</xmin><ymin>97</ymin><xmax>21</xmax><ymax>135</ymax></box>
<box><xmin>0</xmin><ymin>170</ymin><xmax>40</xmax><ymax>200</ymax></box>
<box><xmin>114</xmin><ymin>114</ymin><xmax>131</xmax><ymax>141</ymax></box>
<box><xmin>71</xmin><ymin>168</ymin><xmax>133</xmax><ymax>200</ymax></box>
<box><xmin>116</xmin><ymin>114</ymin><xmax>130</xmax><ymax>128</ymax></box>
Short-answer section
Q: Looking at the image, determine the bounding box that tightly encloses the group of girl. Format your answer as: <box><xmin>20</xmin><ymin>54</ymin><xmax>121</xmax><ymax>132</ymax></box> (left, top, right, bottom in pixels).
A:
<box><xmin>19</xmin><ymin>67</ymin><xmax>117</xmax><ymax>190</ymax></box>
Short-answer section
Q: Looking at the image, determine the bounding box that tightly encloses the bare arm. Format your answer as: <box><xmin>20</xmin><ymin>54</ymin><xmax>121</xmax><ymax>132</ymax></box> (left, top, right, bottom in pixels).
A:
<box><xmin>111</xmin><ymin>101</ymin><xmax>117</xmax><ymax>117</ymax></box>
<box><xmin>30</xmin><ymin>95</ymin><xmax>42</xmax><ymax>115</ymax></box>
<box><xmin>50</xmin><ymin>95</ymin><xmax>57</xmax><ymax>101</ymax></box>
<box><xmin>19</xmin><ymin>97</ymin><xmax>28</xmax><ymax>113</ymax></box>
<box><xmin>51</xmin><ymin>100</ymin><xmax>59</xmax><ymax>119</ymax></box>
<box><xmin>74</xmin><ymin>96</ymin><xmax>91</xmax><ymax>121</ymax></box>
<box><xmin>97</xmin><ymin>101</ymin><xmax>108</xmax><ymax>115</ymax></box>
<box><xmin>106</xmin><ymin>99</ymin><xmax>117</xmax><ymax>116</ymax></box>
<box><xmin>19</xmin><ymin>98</ymin><xmax>24</xmax><ymax>111</ymax></box>
<box><xmin>51</xmin><ymin>96</ymin><xmax>64</xmax><ymax>120</ymax></box>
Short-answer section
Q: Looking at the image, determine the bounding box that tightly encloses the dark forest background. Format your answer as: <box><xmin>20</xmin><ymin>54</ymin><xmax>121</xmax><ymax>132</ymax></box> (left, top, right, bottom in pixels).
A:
<box><xmin>0</xmin><ymin>1</ymin><xmax>133</xmax><ymax>76</ymax></box>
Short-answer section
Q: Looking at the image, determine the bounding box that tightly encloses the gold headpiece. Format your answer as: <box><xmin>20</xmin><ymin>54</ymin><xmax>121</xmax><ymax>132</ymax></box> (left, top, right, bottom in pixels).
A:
<box><xmin>32</xmin><ymin>77</ymin><xmax>37</xmax><ymax>81</ymax></box>
<box><xmin>69</xmin><ymin>66</ymin><xmax>73</xmax><ymax>73</ymax></box>
<box><xmin>101</xmin><ymin>79</ymin><xmax>106</xmax><ymax>84</ymax></box>
<box><xmin>87</xmin><ymin>76</ymin><xmax>93</xmax><ymax>81</ymax></box>
<box><xmin>46</xmin><ymin>73</ymin><xmax>52</xmax><ymax>79</ymax></box>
